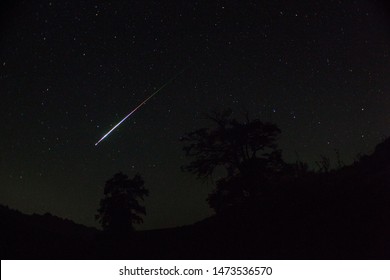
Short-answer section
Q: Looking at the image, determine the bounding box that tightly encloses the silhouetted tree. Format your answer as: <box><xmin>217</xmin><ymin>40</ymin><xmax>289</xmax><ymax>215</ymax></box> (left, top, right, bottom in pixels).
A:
<box><xmin>181</xmin><ymin>109</ymin><xmax>285</xmax><ymax>212</ymax></box>
<box><xmin>95</xmin><ymin>172</ymin><xmax>149</xmax><ymax>234</ymax></box>
<box><xmin>315</xmin><ymin>155</ymin><xmax>331</xmax><ymax>172</ymax></box>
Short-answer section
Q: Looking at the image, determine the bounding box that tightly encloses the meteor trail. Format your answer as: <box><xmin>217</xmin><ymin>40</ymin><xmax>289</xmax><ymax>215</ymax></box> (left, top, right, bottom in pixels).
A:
<box><xmin>95</xmin><ymin>68</ymin><xmax>187</xmax><ymax>146</ymax></box>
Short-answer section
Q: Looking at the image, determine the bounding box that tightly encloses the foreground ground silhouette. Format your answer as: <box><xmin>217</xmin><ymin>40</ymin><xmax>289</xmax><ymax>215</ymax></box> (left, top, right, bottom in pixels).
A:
<box><xmin>2</xmin><ymin>138</ymin><xmax>390</xmax><ymax>259</ymax></box>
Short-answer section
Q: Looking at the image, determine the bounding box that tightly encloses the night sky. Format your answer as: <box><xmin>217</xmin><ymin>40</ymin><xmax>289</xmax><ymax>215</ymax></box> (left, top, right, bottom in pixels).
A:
<box><xmin>1</xmin><ymin>0</ymin><xmax>390</xmax><ymax>230</ymax></box>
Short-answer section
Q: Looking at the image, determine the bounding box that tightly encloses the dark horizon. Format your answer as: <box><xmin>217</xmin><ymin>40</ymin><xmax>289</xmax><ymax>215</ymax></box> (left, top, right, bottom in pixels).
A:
<box><xmin>0</xmin><ymin>134</ymin><xmax>386</xmax><ymax>232</ymax></box>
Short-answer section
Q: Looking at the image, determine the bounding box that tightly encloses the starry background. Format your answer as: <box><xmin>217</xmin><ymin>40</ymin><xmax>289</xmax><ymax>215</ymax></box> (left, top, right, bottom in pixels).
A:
<box><xmin>1</xmin><ymin>0</ymin><xmax>389</xmax><ymax>230</ymax></box>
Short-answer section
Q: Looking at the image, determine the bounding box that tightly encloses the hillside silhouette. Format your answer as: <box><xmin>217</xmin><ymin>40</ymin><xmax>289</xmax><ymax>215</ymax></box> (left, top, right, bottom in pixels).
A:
<box><xmin>2</xmin><ymin>138</ymin><xmax>390</xmax><ymax>259</ymax></box>
<box><xmin>0</xmin><ymin>205</ymin><xmax>98</xmax><ymax>259</ymax></box>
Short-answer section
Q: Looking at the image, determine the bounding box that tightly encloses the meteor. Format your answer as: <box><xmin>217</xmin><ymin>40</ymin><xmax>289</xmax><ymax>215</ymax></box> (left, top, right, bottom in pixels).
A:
<box><xmin>95</xmin><ymin>68</ymin><xmax>186</xmax><ymax>146</ymax></box>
